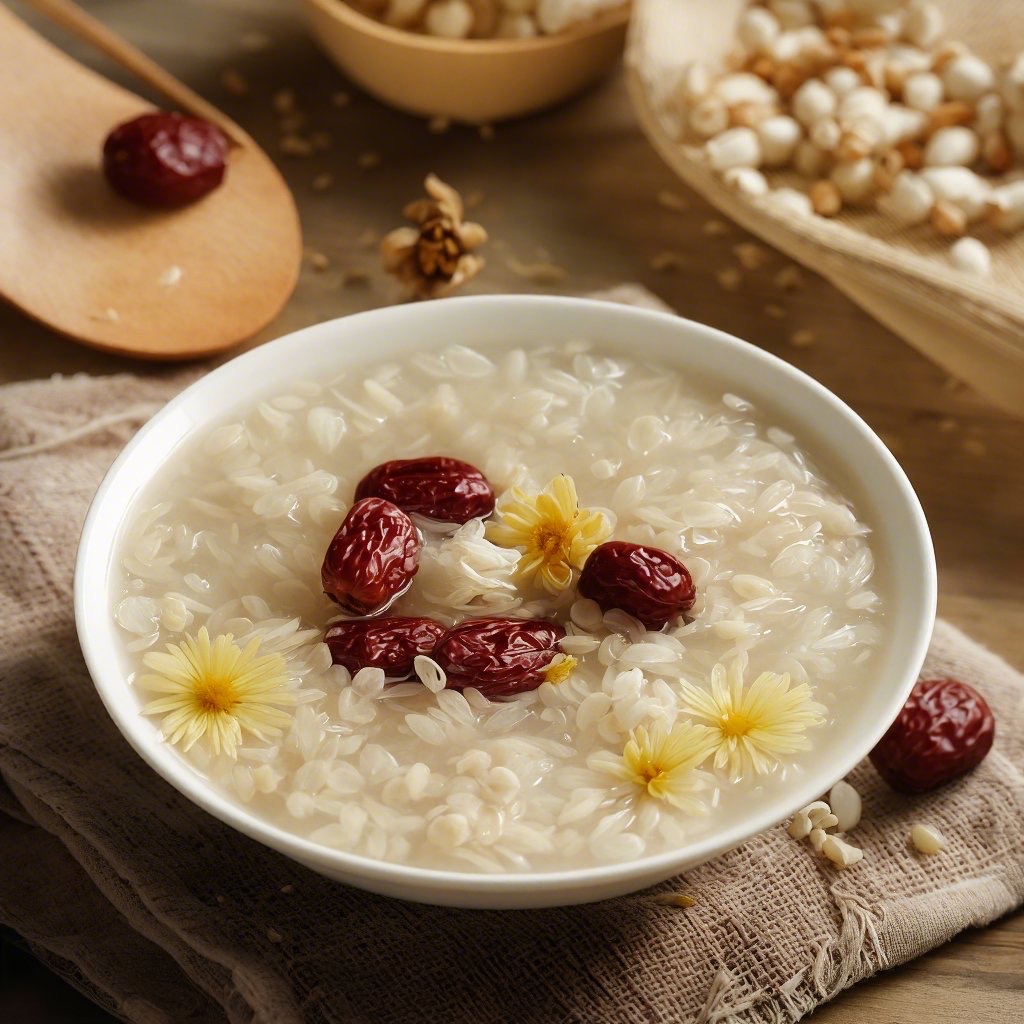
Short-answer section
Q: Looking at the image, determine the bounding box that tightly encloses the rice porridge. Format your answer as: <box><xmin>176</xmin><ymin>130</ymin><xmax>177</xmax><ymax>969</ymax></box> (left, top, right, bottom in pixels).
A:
<box><xmin>113</xmin><ymin>340</ymin><xmax>885</xmax><ymax>872</ymax></box>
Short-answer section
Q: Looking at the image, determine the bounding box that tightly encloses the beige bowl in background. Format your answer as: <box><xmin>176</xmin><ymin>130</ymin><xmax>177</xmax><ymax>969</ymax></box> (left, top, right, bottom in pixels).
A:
<box><xmin>301</xmin><ymin>0</ymin><xmax>629</xmax><ymax>123</ymax></box>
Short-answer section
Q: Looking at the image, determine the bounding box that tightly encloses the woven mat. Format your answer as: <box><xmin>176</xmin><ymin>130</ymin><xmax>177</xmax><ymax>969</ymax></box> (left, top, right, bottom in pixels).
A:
<box><xmin>1</xmin><ymin>294</ymin><xmax>1022</xmax><ymax>1024</ymax></box>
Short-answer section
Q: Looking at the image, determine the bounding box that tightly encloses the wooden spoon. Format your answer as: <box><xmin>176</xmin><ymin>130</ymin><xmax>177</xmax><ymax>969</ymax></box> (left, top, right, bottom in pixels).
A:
<box><xmin>0</xmin><ymin>0</ymin><xmax>302</xmax><ymax>360</ymax></box>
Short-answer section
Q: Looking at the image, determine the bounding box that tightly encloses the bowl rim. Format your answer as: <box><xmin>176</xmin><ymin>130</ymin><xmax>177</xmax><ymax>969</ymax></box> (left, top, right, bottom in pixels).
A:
<box><xmin>75</xmin><ymin>294</ymin><xmax>937</xmax><ymax>897</ymax></box>
<box><xmin>303</xmin><ymin>0</ymin><xmax>630</xmax><ymax>55</ymax></box>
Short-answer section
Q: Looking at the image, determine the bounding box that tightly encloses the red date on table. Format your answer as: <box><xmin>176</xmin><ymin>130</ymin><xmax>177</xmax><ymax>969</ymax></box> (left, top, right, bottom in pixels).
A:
<box><xmin>870</xmin><ymin>677</ymin><xmax>995</xmax><ymax>794</ymax></box>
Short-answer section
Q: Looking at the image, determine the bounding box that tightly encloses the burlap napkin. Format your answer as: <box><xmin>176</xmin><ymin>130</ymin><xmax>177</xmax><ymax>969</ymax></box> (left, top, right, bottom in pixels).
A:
<box><xmin>1</xmin><ymin>302</ymin><xmax>1022</xmax><ymax>1024</ymax></box>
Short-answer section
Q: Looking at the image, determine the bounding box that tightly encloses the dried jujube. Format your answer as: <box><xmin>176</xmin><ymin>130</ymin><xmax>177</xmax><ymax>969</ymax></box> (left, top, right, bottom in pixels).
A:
<box><xmin>103</xmin><ymin>112</ymin><xmax>228</xmax><ymax>208</ymax></box>
<box><xmin>325</xmin><ymin>617</ymin><xmax>446</xmax><ymax>678</ymax></box>
<box><xmin>432</xmin><ymin>617</ymin><xmax>566</xmax><ymax>698</ymax></box>
<box><xmin>355</xmin><ymin>457</ymin><xmax>495</xmax><ymax>524</ymax></box>
<box><xmin>321</xmin><ymin>497</ymin><xmax>420</xmax><ymax>616</ymax></box>
<box><xmin>578</xmin><ymin>541</ymin><xmax>696</xmax><ymax>630</ymax></box>
<box><xmin>870</xmin><ymin>677</ymin><xmax>995</xmax><ymax>794</ymax></box>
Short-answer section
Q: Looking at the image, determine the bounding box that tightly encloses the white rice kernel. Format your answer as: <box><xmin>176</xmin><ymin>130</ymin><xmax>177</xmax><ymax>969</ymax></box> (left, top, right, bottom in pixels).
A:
<box><xmin>706</xmin><ymin>128</ymin><xmax>763</xmax><ymax>172</ymax></box>
<box><xmin>822</xmin><ymin>834</ymin><xmax>863</xmax><ymax>869</ymax></box>
<box><xmin>949</xmin><ymin>238</ymin><xmax>991</xmax><ymax>277</ymax></box>
<box><xmin>911</xmin><ymin>823</ymin><xmax>946</xmax><ymax>854</ymax></box>
<box><xmin>427</xmin><ymin>813</ymin><xmax>471</xmax><ymax>848</ymax></box>
<box><xmin>828</xmin><ymin>781</ymin><xmax>862</xmax><ymax>832</ymax></box>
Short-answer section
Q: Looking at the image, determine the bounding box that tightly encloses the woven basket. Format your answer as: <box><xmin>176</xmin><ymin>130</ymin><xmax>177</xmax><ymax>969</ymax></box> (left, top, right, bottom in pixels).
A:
<box><xmin>626</xmin><ymin>0</ymin><xmax>1024</xmax><ymax>414</ymax></box>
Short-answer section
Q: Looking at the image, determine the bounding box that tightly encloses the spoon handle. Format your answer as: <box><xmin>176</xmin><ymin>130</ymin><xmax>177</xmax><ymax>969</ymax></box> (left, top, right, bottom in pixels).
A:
<box><xmin>21</xmin><ymin>0</ymin><xmax>248</xmax><ymax>145</ymax></box>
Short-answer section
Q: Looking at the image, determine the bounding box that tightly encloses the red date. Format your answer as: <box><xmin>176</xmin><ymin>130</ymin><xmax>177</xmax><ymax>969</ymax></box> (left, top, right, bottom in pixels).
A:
<box><xmin>870</xmin><ymin>677</ymin><xmax>995</xmax><ymax>794</ymax></box>
<box><xmin>432</xmin><ymin>618</ymin><xmax>566</xmax><ymax>698</ymax></box>
<box><xmin>103</xmin><ymin>112</ymin><xmax>228</xmax><ymax>207</ymax></box>
<box><xmin>321</xmin><ymin>498</ymin><xmax>420</xmax><ymax>616</ymax></box>
<box><xmin>355</xmin><ymin>457</ymin><xmax>495</xmax><ymax>524</ymax></box>
<box><xmin>578</xmin><ymin>542</ymin><xmax>696</xmax><ymax>630</ymax></box>
<box><xmin>325</xmin><ymin>617</ymin><xmax>446</xmax><ymax>678</ymax></box>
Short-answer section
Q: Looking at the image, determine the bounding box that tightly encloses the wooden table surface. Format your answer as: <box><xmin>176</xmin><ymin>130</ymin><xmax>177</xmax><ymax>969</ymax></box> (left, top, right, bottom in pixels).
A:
<box><xmin>3</xmin><ymin>1</ymin><xmax>1022</xmax><ymax>1021</ymax></box>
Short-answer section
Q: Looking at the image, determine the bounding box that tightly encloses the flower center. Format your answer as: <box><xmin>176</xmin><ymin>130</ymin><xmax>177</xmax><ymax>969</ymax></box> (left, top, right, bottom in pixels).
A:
<box><xmin>192</xmin><ymin>675</ymin><xmax>240</xmax><ymax>716</ymax></box>
<box><xmin>532</xmin><ymin>521</ymin><xmax>568</xmax><ymax>561</ymax></box>
<box><xmin>720</xmin><ymin>710</ymin><xmax>754</xmax><ymax>738</ymax></box>
<box><xmin>542</xmin><ymin>655</ymin><xmax>578</xmax><ymax>685</ymax></box>
<box><xmin>638</xmin><ymin>761</ymin><xmax>664</xmax><ymax>784</ymax></box>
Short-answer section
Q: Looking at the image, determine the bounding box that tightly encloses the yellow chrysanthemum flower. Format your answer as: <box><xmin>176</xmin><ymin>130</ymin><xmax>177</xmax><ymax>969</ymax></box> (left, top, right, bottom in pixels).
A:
<box><xmin>542</xmin><ymin>654</ymin><xmax>578</xmax><ymax>685</ymax></box>
<box><xmin>592</xmin><ymin>721</ymin><xmax>716</xmax><ymax>813</ymax></box>
<box><xmin>677</xmin><ymin>660</ymin><xmax>827</xmax><ymax>782</ymax></box>
<box><xmin>138</xmin><ymin>627</ymin><xmax>294</xmax><ymax>759</ymax></box>
<box><xmin>486</xmin><ymin>475</ymin><xmax>611</xmax><ymax>594</ymax></box>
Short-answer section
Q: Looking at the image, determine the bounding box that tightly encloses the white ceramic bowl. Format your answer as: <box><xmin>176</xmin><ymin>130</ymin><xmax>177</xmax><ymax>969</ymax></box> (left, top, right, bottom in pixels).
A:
<box><xmin>301</xmin><ymin>0</ymin><xmax>629</xmax><ymax>123</ymax></box>
<box><xmin>75</xmin><ymin>296</ymin><xmax>936</xmax><ymax>909</ymax></box>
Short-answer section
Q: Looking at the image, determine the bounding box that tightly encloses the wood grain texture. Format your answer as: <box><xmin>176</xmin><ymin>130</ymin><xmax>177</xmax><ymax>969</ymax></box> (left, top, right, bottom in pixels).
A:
<box><xmin>1</xmin><ymin>0</ymin><xmax>1021</xmax><ymax>1020</ymax></box>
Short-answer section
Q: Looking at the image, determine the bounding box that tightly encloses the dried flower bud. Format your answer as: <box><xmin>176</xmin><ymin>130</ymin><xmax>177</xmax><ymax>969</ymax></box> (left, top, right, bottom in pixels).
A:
<box><xmin>381</xmin><ymin>174</ymin><xmax>487</xmax><ymax>299</ymax></box>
